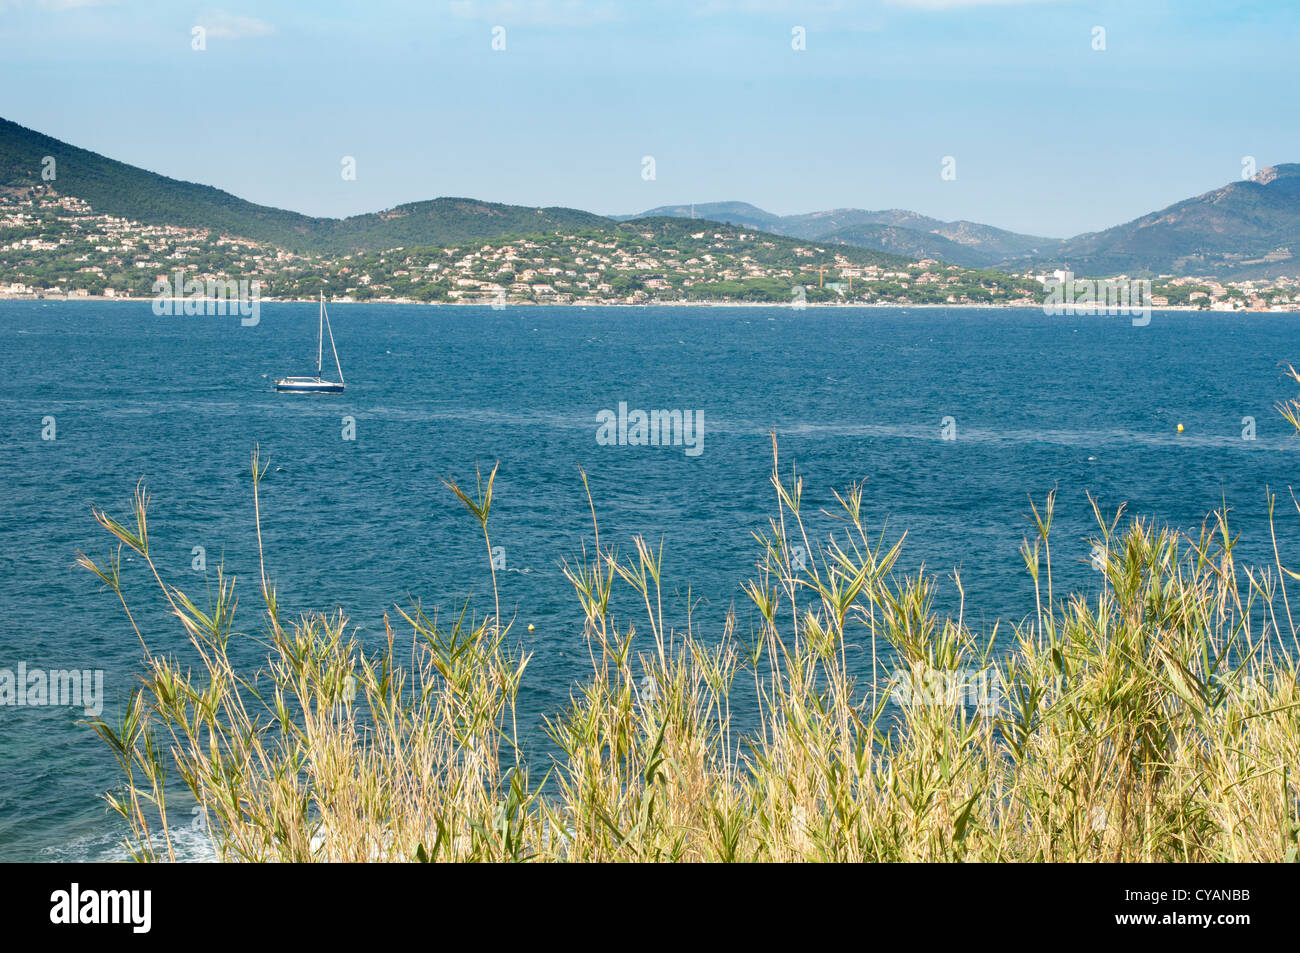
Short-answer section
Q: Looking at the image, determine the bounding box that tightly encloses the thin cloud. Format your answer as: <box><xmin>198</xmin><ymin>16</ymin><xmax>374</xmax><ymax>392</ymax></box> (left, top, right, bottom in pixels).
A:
<box><xmin>885</xmin><ymin>0</ymin><xmax>1055</xmax><ymax>9</ymax></box>
<box><xmin>693</xmin><ymin>0</ymin><xmax>849</xmax><ymax>11</ymax></box>
<box><xmin>197</xmin><ymin>10</ymin><xmax>275</xmax><ymax>40</ymax></box>
<box><xmin>445</xmin><ymin>1</ymin><xmax>620</xmax><ymax>26</ymax></box>
<box><xmin>0</xmin><ymin>0</ymin><xmax>116</xmax><ymax>9</ymax></box>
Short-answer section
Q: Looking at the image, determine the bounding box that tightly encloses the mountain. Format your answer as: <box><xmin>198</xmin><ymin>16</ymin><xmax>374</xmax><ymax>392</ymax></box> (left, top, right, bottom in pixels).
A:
<box><xmin>776</xmin><ymin>207</ymin><xmax>949</xmax><ymax>239</ymax></box>
<box><xmin>7</xmin><ymin>115</ymin><xmax>1300</xmax><ymax>279</ymax></box>
<box><xmin>1</xmin><ymin>116</ymin><xmax>934</xmax><ymax>306</ymax></box>
<box><xmin>0</xmin><ymin>117</ymin><xmax>325</xmax><ymax>247</ymax></box>
<box><xmin>623</xmin><ymin>168</ymin><xmax>1300</xmax><ymax>278</ymax></box>
<box><xmin>621</xmin><ymin>200</ymin><xmax>1063</xmax><ymax>268</ymax></box>
<box><xmin>612</xmin><ymin>201</ymin><xmax>783</xmax><ymax>231</ymax></box>
<box><xmin>627</xmin><ymin>166</ymin><xmax>1300</xmax><ymax>279</ymax></box>
<box><xmin>315</xmin><ymin>198</ymin><xmax>610</xmax><ymax>252</ymax></box>
<box><xmin>1031</xmin><ymin>165</ymin><xmax>1300</xmax><ymax>278</ymax></box>
<box><xmin>931</xmin><ymin>220</ymin><xmax>1064</xmax><ymax>262</ymax></box>
<box><xmin>0</xmin><ymin>117</ymin><xmax>609</xmax><ymax>253</ymax></box>
<box><xmin>813</xmin><ymin>224</ymin><xmax>992</xmax><ymax>268</ymax></box>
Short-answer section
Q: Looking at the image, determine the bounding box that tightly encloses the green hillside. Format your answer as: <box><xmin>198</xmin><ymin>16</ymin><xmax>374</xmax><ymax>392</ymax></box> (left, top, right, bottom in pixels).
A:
<box><xmin>614</xmin><ymin>215</ymin><xmax>914</xmax><ymax>270</ymax></box>
<box><xmin>320</xmin><ymin>197</ymin><xmax>612</xmax><ymax>252</ymax></box>
<box><xmin>1033</xmin><ymin>165</ymin><xmax>1300</xmax><ymax>277</ymax></box>
<box><xmin>816</xmin><ymin>223</ymin><xmax>988</xmax><ymax>267</ymax></box>
<box><xmin>0</xmin><ymin>117</ymin><xmax>610</xmax><ymax>254</ymax></box>
<box><xmin>0</xmin><ymin>117</ymin><xmax>329</xmax><ymax>248</ymax></box>
<box><xmin>625</xmin><ymin>200</ymin><xmax>1065</xmax><ymax>268</ymax></box>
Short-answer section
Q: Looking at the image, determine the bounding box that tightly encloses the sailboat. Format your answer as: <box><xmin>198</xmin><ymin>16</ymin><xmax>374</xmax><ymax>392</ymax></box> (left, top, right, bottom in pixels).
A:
<box><xmin>275</xmin><ymin>293</ymin><xmax>345</xmax><ymax>393</ymax></box>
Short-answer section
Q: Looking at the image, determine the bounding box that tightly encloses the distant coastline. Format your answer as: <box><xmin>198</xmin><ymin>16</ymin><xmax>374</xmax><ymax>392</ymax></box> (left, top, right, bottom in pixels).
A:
<box><xmin>2</xmin><ymin>295</ymin><xmax>1292</xmax><ymax>314</ymax></box>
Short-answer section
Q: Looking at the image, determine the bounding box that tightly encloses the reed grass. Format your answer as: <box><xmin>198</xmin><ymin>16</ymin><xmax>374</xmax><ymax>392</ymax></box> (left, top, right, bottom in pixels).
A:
<box><xmin>78</xmin><ymin>439</ymin><xmax>1300</xmax><ymax>862</ymax></box>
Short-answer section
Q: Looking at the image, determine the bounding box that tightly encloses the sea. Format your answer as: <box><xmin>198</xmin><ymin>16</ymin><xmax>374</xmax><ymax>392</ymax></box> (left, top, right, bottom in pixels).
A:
<box><xmin>1</xmin><ymin>300</ymin><xmax>1297</xmax><ymax>860</ymax></box>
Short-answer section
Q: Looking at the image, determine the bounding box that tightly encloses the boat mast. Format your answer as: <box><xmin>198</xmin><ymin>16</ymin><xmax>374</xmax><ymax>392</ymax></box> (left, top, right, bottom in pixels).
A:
<box><xmin>323</xmin><ymin>294</ymin><xmax>344</xmax><ymax>384</ymax></box>
<box><xmin>316</xmin><ymin>292</ymin><xmax>324</xmax><ymax>378</ymax></box>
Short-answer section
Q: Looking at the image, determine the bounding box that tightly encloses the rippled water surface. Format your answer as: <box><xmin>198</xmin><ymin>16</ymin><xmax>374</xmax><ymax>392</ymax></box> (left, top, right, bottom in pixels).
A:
<box><xmin>2</xmin><ymin>301</ymin><xmax>1298</xmax><ymax>859</ymax></box>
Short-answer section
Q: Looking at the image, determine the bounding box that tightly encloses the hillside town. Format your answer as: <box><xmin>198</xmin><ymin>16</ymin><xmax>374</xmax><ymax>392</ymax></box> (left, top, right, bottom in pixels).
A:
<box><xmin>4</xmin><ymin>185</ymin><xmax>1300</xmax><ymax>310</ymax></box>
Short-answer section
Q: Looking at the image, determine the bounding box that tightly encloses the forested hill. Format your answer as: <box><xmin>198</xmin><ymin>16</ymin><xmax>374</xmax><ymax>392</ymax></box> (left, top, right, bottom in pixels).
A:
<box><xmin>0</xmin><ymin>117</ymin><xmax>611</xmax><ymax>254</ymax></box>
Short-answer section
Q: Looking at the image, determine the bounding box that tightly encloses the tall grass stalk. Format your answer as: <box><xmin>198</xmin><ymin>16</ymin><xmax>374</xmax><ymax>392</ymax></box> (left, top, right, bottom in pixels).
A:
<box><xmin>79</xmin><ymin>441</ymin><xmax>1300</xmax><ymax>862</ymax></box>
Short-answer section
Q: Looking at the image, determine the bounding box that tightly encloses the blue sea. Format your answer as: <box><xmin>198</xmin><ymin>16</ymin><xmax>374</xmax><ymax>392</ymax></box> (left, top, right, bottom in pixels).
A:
<box><xmin>2</xmin><ymin>300</ymin><xmax>1298</xmax><ymax>861</ymax></box>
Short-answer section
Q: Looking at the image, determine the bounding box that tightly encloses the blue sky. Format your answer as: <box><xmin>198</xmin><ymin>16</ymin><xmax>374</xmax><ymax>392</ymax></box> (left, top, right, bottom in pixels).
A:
<box><xmin>1</xmin><ymin>0</ymin><xmax>1296</xmax><ymax>236</ymax></box>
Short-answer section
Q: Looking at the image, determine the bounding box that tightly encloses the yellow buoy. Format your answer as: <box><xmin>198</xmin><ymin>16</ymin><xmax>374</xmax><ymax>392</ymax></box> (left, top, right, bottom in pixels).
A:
<box><xmin>1177</xmin><ymin>423</ymin><xmax>1184</xmax><ymax>433</ymax></box>
<box><xmin>527</xmin><ymin>623</ymin><xmax>535</xmax><ymax>632</ymax></box>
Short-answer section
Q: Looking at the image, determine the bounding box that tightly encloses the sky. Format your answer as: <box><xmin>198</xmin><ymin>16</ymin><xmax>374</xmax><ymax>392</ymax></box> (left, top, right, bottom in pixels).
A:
<box><xmin>1</xmin><ymin>0</ymin><xmax>1297</xmax><ymax>237</ymax></box>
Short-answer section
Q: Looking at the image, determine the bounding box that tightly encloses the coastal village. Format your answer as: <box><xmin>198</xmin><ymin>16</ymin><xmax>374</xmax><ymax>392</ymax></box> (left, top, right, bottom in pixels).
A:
<box><xmin>3</xmin><ymin>185</ymin><xmax>1299</xmax><ymax>310</ymax></box>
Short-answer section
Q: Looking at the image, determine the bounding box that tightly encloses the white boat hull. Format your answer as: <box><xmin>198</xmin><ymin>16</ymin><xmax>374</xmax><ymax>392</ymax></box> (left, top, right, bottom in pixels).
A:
<box><xmin>274</xmin><ymin>377</ymin><xmax>345</xmax><ymax>393</ymax></box>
